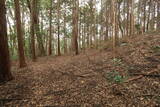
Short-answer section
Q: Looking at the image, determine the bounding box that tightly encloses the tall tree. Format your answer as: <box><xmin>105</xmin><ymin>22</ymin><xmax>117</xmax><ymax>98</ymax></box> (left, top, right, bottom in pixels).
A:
<box><xmin>157</xmin><ymin>0</ymin><xmax>160</xmax><ymax>30</ymax></box>
<box><xmin>48</xmin><ymin>0</ymin><xmax>53</xmax><ymax>55</ymax></box>
<box><xmin>27</xmin><ymin>0</ymin><xmax>37</xmax><ymax>61</ymax></box>
<box><xmin>126</xmin><ymin>0</ymin><xmax>130</xmax><ymax>36</ymax></box>
<box><xmin>146</xmin><ymin>0</ymin><xmax>152</xmax><ymax>31</ymax></box>
<box><xmin>14</xmin><ymin>0</ymin><xmax>27</xmax><ymax>68</ymax></box>
<box><xmin>63</xmin><ymin>1</ymin><xmax>67</xmax><ymax>54</ymax></box>
<box><xmin>34</xmin><ymin>0</ymin><xmax>45</xmax><ymax>56</ymax></box>
<box><xmin>111</xmin><ymin>0</ymin><xmax>116</xmax><ymax>59</ymax></box>
<box><xmin>105</xmin><ymin>0</ymin><xmax>109</xmax><ymax>40</ymax></box>
<box><xmin>72</xmin><ymin>0</ymin><xmax>79</xmax><ymax>55</ymax></box>
<box><xmin>130</xmin><ymin>0</ymin><xmax>134</xmax><ymax>35</ymax></box>
<box><xmin>0</xmin><ymin>0</ymin><xmax>13</xmax><ymax>82</ymax></box>
<box><xmin>143</xmin><ymin>0</ymin><xmax>146</xmax><ymax>32</ymax></box>
<box><xmin>57</xmin><ymin>0</ymin><xmax>61</xmax><ymax>56</ymax></box>
<box><xmin>31</xmin><ymin>0</ymin><xmax>37</xmax><ymax>61</ymax></box>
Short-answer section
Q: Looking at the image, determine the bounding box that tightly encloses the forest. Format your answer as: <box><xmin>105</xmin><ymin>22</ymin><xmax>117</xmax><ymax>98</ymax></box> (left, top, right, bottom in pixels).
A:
<box><xmin>0</xmin><ymin>0</ymin><xmax>160</xmax><ymax>106</ymax></box>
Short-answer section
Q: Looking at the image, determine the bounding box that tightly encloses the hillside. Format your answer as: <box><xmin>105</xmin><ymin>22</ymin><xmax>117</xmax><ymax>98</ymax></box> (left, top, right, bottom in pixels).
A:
<box><xmin>0</xmin><ymin>33</ymin><xmax>160</xmax><ymax>106</ymax></box>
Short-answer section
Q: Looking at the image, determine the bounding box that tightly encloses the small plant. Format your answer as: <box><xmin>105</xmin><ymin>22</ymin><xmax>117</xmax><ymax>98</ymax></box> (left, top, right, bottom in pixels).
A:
<box><xmin>112</xmin><ymin>58</ymin><xmax>122</xmax><ymax>66</ymax></box>
<box><xmin>105</xmin><ymin>70</ymin><xmax>125</xmax><ymax>83</ymax></box>
<box><xmin>114</xmin><ymin>75</ymin><xmax>123</xmax><ymax>83</ymax></box>
<box><xmin>152</xmin><ymin>45</ymin><xmax>160</xmax><ymax>53</ymax></box>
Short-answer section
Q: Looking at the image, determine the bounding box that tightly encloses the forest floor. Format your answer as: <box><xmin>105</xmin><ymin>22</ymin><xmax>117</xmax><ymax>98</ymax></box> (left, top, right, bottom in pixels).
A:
<box><xmin>0</xmin><ymin>33</ymin><xmax>160</xmax><ymax>107</ymax></box>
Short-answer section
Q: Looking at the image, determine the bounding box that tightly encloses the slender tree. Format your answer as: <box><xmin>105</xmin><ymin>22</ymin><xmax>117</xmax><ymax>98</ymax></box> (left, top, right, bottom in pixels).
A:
<box><xmin>48</xmin><ymin>0</ymin><xmax>53</xmax><ymax>55</ymax></box>
<box><xmin>63</xmin><ymin>1</ymin><xmax>67</xmax><ymax>54</ymax></box>
<box><xmin>111</xmin><ymin>0</ymin><xmax>116</xmax><ymax>59</ymax></box>
<box><xmin>35</xmin><ymin>0</ymin><xmax>45</xmax><ymax>56</ymax></box>
<box><xmin>31</xmin><ymin>0</ymin><xmax>37</xmax><ymax>61</ymax></box>
<box><xmin>147</xmin><ymin>0</ymin><xmax>151</xmax><ymax>31</ymax></box>
<box><xmin>105</xmin><ymin>0</ymin><xmax>109</xmax><ymax>40</ymax></box>
<box><xmin>14</xmin><ymin>0</ymin><xmax>27</xmax><ymax>68</ymax></box>
<box><xmin>143</xmin><ymin>0</ymin><xmax>146</xmax><ymax>32</ymax></box>
<box><xmin>26</xmin><ymin>0</ymin><xmax>37</xmax><ymax>61</ymax></box>
<box><xmin>57</xmin><ymin>0</ymin><xmax>61</xmax><ymax>56</ymax></box>
<box><xmin>157</xmin><ymin>1</ymin><xmax>160</xmax><ymax>30</ymax></box>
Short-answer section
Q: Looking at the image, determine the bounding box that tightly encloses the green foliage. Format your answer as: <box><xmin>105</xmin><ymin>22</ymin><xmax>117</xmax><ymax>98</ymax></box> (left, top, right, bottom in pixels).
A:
<box><xmin>114</xmin><ymin>75</ymin><xmax>123</xmax><ymax>83</ymax></box>
<box><xmin>152</xmin><ymin>45</ymin><xmax>160</xmax><ymax>53</ymax></box>
<box><xmin>105</xmin><ymin>70</ymin><xmax>125</xmax><ymax>84</ymax></box>
<box><xmin>6</xmin><ymin>0</ymin><xmax>14</xmax><ymax>8</ymax></box>
<box><xmin>41</xmin><ymin>0</ymin><xmax>50</xmax><ymax>9</ymax></box>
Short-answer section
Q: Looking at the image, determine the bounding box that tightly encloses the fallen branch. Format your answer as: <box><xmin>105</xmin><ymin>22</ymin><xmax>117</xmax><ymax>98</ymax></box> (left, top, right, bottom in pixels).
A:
<box><xmin>130</xmin><ymin>73</ymin><xmax>160</xmax><ymax>78</ymax></box>
<box><xmin>125</xmin><ymin>70</ymin><xmax>158</xmax><ymax>83</ymax></box>
<box><xmin>0</xmin><ymin>98</ymin><xmax>31</xmax><ymax>102</ymax></box>
<box><xmin>136</xmin><ymin>94</ymin><xmax>160</xmax><ymax>97</ymax></box>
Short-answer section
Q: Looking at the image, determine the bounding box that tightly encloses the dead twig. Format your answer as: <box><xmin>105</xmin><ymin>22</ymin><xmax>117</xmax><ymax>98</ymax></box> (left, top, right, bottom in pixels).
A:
<box><xmin>125</xmin><ymin>69</ymin><xmax>158</xmax><ymax>83</ymax></box>
<box><xmin>130</xmin><ymin>73</ymin><xmax>160</xmax><ymax>78</ymax></box>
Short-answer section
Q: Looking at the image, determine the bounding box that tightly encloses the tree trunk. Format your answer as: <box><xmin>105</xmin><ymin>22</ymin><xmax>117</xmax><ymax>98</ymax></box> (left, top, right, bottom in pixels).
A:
<box><xmin>72</xmin><ymin>0</ymin><xmax>79</xmax><ymax>55</ymax></box>
<box><xmin>126</xmin><ymin>0</ymin><xmax>130</xmax><ymax>36</ymax></box>
<box><xmin>31</xmin><ymin>0</ymin><xmax>37</xmax><ymax>61</ymax></box>
<box><xmin>157</xmin><ymin>1</ymin><xmax>160</xmax><ymax>30</ymax></box>
<box><xmin>118</xmin><ymin>2</ymin><xmax>123</xmax><ymax>37</ymax></box>
<box><xmin>123</xmin><ymin>0</ymin><xmax>126</xmax><ymax>36</ymax></box>
<box><xmin>63</xmin><ymin>4</ymin><xmax>67</xmax><ymax>54</ymax></box>
<box><xmin>48</xmin><ymin>0</ymin><xmax>52</xmax><ymax>55</ymax></box>
<box><xmin>34</xmin><ymin>0</ymin><xmax>45</xmax><ymax>56</ymax></box>
<box><xmin>111</xmin><ymin>0</ymin><xmax>116</xmax><ymax>59</ymax></box>
<box><xmin>130</xmin><ymin>0</ymin><xmax>134</xmax><ymax>35</ymax></box>
<box><xmin>0</xmin><ymin>0</ymin><xmax>13</xmax><ymax>82</ymax></box>
<box><xmin>27</xmin><ymin>0</ymin><xmax>36</xmax><ymax>61</ymax></box>
<box><xmin>115</xmin><ymin>1</ymin><xmax>119</xmax><ymax>45</ymax></box>
<box><xmin>147</xmin><ymin>0</ymin><xmax>151</xmax><ymax>31</ymax></box>
<box><xmin>105</xmin><ymin>0</ymin><xmax>109</xmax><ymax>40</ymax></box>
<box><xmin>82</xmin><ymin>13</ymin><xmax>86</xmax><ymax>50</ymax></box>
<box><xmin>14</xmin><ymin>0</ymin><xmax>27</xmax><ymax>68</ymax></box>
<box><xmin>143</xmin><ymin>0</ymin><xmax>146</xmax><ymax>32</ymax></box>
<box><xmin>57</xmin><ymin>0</ymin><xmax>61</xmax><ymax>56</ymax></box>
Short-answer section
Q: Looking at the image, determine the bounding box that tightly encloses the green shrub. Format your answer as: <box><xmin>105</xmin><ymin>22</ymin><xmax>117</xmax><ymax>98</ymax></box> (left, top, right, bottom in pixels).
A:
<box><xmin>105</xmin><ymin>70</ymin><xmax>125</xmax><ymax>83</ymax></box>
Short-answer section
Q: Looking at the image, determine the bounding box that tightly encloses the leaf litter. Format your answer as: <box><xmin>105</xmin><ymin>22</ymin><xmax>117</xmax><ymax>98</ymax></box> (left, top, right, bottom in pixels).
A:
<box><xmin>0</xmin><ymin>34</ymin><xmax>160</xmax><ymax>106</ymax></box>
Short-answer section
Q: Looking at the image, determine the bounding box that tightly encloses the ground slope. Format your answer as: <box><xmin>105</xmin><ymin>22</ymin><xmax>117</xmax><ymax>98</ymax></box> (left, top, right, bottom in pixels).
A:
<box><xmin>0</xmin><ymin>34</ymin><xmax>160</xmax><ymax>106</ymax></box>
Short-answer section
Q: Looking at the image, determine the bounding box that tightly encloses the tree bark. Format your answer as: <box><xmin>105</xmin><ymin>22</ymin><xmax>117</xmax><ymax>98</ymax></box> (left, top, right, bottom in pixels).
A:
<box><xmin>111</xmin><ymin>0</ymin><xmax>116</xmax><ymax>59</ymax></box>
<box><xmin>63</xmin><ymin>4</ymin><xmax>67</xmax><ymax>54</ymax></box>
<box><xmin>130</xmin><ymin>0</ymin><xmax>134</xmax><ymax>35</ymax></box>
<box><xmin>143</xmin><ymin>0</ymin><xmax>146</xmax><ymax>32</ymax></box>
<box><xmin>48</xmin><ymin>0</ymin><xmax>53</xmax><ymax>55</ymax></box>
<box><xmin>14</xmin><ymin>0</ymin><xmax>27</xmax><ymax>68</ymax></box>
<box><xmin>0</xmin><ymin>0</ymin><xmax>13</xmax><ymax>82</ymax></box>
<box><xmin>105</xmin><ymin>0</ymin><xmax>109</xmax><ymax>40</ymax></box>
<box><xmin>126</xmin><ymin>0</ymin><xmax>130</xmax><ymax>36</ymax></box>
<box><xmin>72</xmin><ymin>0</ymin><xmax>79</xmax><ymax>55</ymax></box>
<box><xmin>57</xmin><ymin>0</ymin><xmax>61</xmax><ymax>56</ymax></box>
<box><xmin>157</xmin><ymin>1</ymin><xmax>160</xmax><ymax>30</ymax></box>
<box><xmin>147</xmin><ymin>0</ymin><xmax>151</xmax><ymax>31</ymax></box>
<box><xmin>34</xmin><ymin>0</ymin><xmax>45</xmax><ymax>56</ymax></box>
<box><xmin>27</xmin><ymin>0</ymin><xmax>37</xmax><ymax>61</ymax></box>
